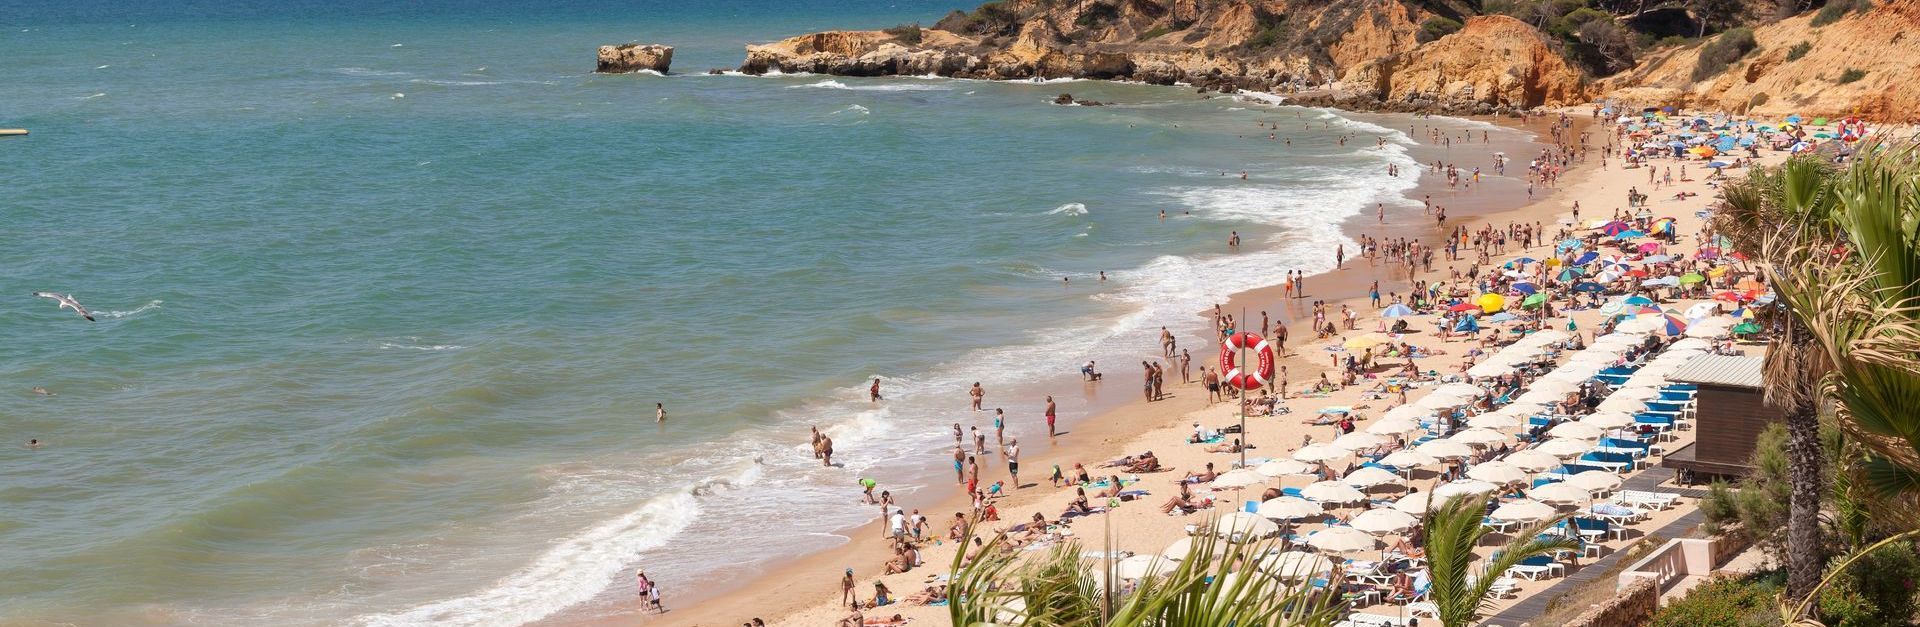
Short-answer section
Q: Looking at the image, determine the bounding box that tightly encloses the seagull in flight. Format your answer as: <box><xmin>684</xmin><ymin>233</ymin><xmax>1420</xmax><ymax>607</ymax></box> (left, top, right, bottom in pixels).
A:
<box><xmin>32</xmin><ymin>292</ymin><xmax>95</xmax><ymax>321</ymax></box>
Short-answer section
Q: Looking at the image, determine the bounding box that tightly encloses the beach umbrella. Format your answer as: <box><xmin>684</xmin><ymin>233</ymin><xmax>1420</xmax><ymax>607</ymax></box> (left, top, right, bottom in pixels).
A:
<box><xmin>1684</xmin><ymin>302</ymin><xmax>1720</xmax><ymax>320</ymax></box>
<box><xmin>1306</xmin><ymin>526</ymin><xmax>1381</xmax><ymax>555</ymax></box>
<box><xmin>1433</xmin><ymin>479</ymin><xmax>1500</xmax><ymax>499</ymax></box>
<box><xmin>1642</xmin><ymin>254</ymin><xmax>1674</xmax><ymax>264</ymax></box>
<box><xmin>1624</xmin><ymin>295</ymin><xmax>1655</xmax><ymax>306</ymax></box>
<box><xmin>1384</xmin><ymin>404</ymin><xmax>1434</xmax><ymax>421</ymax></box>
<box><xmin>1642</xmin><ymin>276</ymin><xmax>1679</xmax><ymax>287</ymax></box>
<box><xmin>1522</xmin><ymin>293</ymin><xmax>1548</xmax><ymax>309</ymax></box>
<box><xmin>1596</xmin><ymin>396</ymin><xmax>1647</xmax><ymax>414</ymax></box>
<box><xmin>1659</xmin><ymin>314</ymin><xmax>1688</xmax><ymax>336</ymax></box>
<box><xmin>1116</xmin><ymin>554</ymin><xmax>1177</xmax><ymax>579</ymax></box>
<box><xmin>1549</xmin><ymin>422</ymin><xmax>1605</xmax><ymax>440</ymax></box>
<box><xmin>1293</xmin><ymin>443</ymin><xmax>1350</xmax><ymax>463</ymax></box>
<box><xmin>1529</xmin><ymin>481</ymin><xmax>1594</xmax><ymax>504</ymax></box>
<box><xmin>1416</xmin><ymin>390</ymin><xmax>1473</xmax><ymax>410</ymax></box>
<box><xmin>1255</xmin><ymin>459</ymin><xmax>1318</xmax><ymax>477</ymax></box>
<box><xmin>1580</xmin><ymin>411</ymin><xmax>1636</xmax><ymax>429</ymax></box>
<box><xmin>1468</xmin><ymin>412</ymin><xmax>1522</xmax><ymax>430</ymax></box>
<box><xmin>1509</xmin><ymin>257</ymin><xmax>1538</xmax><ymax>266</ymax></box>
<box><xmin>1378</xmin><ymin>450</ymin><xmax>1439</xmax><ymax>468</ymax></box>
<box><xmin>1574</xmin><ymin>251</ymin><xmax>1599</xmax><ymax>265</ymax></box>
<box><xmin>1349</xmin><ymin>508</ymin><xmax>1419</xmax><ymax>535</ymax></box>
<box><xmin>1616</xmin><ymin>230</ymin><xmax>1647</xmax><ymax>239</ymax></box>
<box><xmin>1478</xmin><ymin>293</ymin><xmax>1507</xmax><ymax>313</ymax></box>
<box><xmin>1535</xmin><ymin>438</ymin><xmax>1595</xmax><ymax>458</ymax></box>
<box><xmin>1613</xmin><ymin>387</ymin><xmax>1661</xmax><ymax>400</ymax></box>
<box><xmin>1448</xmin><ymin>302</ymin><xmax>1482</xmax><ymax>313</ymax></box>
<box><xmin>1392</xmin><ymin>492</ymin><xmax>1450</xmax><ymax>514</ymax></box>
<box><xmin>1380</xmin><ymin>303</ymin><xmax>1416</xmax><ymax>318</ymax></box>
<box><xmin>1301</xmin><ymin>480</ymin><xmax>1368</xmax><ymax>504</ymax></box>
<box><xmin>1260</xmin><ymin>552</ymin><xmax>1336</xmax><ymax>580</ymax></box>
<box><xmin>1467</xmin><ymin>360</ymin><xmax>1518</xmax><ymax>378</ymax></box>
<box><xmin>1491</xmin><ymin>499</ymin><xmax>1558</xmax><ymax>522</ymax></box>
<box><xmin>1417</xmin><ymin>439</ymin><xmax>1475</xmax><ymax>459</ymax></box>
<box><xmin>1342</xmin><ymin>466</ymin><xmax>1404</xmax><ymax>489</ymax></box>
<box><xmin>1466</xmin><ymin>461</ymin><xmax>1529</xmax><ymax>485</ymax></box>
<box><xmin>1565</xmin><ymin>470</ymin><xmax>1624</xmax><ymax>492</ymax></box>
<box><xmin>1162</xmin><ymin>536</ymin><xmax>1226</xmax><ymax>561</ymax></box>
<box><xmin>1732</xmin><ymin>321</ymin><xmax>1762</xmax><ymax>335</ymax></box>
<box><xmin>1451</xmin><ymin>428</ymin><xmax>1510</xmax><ymax>446</ymax></box>
<box><xmin>1210</xmin><ymin>468</ymin><xmax>1268</xmax><ymax>490</ymax></box>
<box><xmin>1258</xmin><ymin>496</ymin><xmax>1324</xmax><ymax>520</ymax></box>
<box><xmin>1574</xmin><ymin>282</ymin><xmax>1606</xmax><ymax>293</ymax></box>
<box><xmin>1679</xmin><ymin>272</ymin><xmax>1706</xmax><ymax>285</ymax></box>
<box><xmin>1215</xmin><ymin>511</ymin><xmax>1281</xmax><ymax>539</ymax></box>
<box><xmin>1530</xmin><ymin>378</ymin><xmax>1581</xmax><ymax>396</ymax></box>
<box><xmin>1367</xmin><ymin>415</ymin><xmax>1423</xmax><ymax>436</ymax></box>
<box><xmin>1344</xmin><ymin>334</ymin><xmax>1392</xmax><ymax>350</ymax></box>
<box><xmin>1510</xmin><ymin>282</ymin><xmax>1538</xmax><ymax>296</ymax></box>
<box><xmin>1331</xmin><ymin>432</ymin><xmax>1387</xmax><ymax>451</ymax></box>
<box><xmin>1600</xmin><ymin>221</ymin><xmax>1630</xmax><ymax>236</ymax></box>
<box><xmin>1432</xmin><ymin>383</ymin><xmax>1484</xmax><ymax>397</ymax></box>
<box><xmin>1505</xmin><ymin>450</ymin><xmax>1564</xmax><ymax>473</ymax></box>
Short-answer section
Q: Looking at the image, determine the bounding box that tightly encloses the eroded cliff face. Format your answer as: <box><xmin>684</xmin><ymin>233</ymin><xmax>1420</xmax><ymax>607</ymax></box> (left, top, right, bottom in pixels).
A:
<box><xmin>1599</xmin><ymin>0</ymin><xmax>1920</xmax><ymax>117</ymax></box>
<box><xmin>738</xmin><ymin>0</ymin><xmax>1589</xmax><ymax>111</ymax></box>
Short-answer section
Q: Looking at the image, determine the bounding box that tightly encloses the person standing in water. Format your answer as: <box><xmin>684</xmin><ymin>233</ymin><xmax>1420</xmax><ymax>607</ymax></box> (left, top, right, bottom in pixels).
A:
<box><xmin>1335</xmin><ymin>244</ymin><xmax>1345</xmax><ymax>268</ymax></box>
<box><xmin>969</xmin><ymin>382</ymin><xmax>984</xmax><ymax>411</ymax></box>
<box><xmin>994</xmin><ymin>408</ymin><xmax>1006</xmax><ymax>448</ymax></box>
<box><xmin>869</xmin><ymin>377</ymin><xmax>882</xmax><ymax>402</ymax></box>
<box><xmin>655</xmin><ymin>403</ymin><xmax>666</xmax><ymax>423</ymax></box>
<box><xmin>1044</xmin><ymin>396</ymin><xmax>1057</xmax><ymax>437</ymax></box>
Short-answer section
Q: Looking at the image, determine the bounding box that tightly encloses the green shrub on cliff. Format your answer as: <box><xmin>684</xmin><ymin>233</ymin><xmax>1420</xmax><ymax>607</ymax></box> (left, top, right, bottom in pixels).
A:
<box><xmin>1417</xmin><ymin>17</ymin><xmax>1464</xmax><ymax>42</ymax></box>
<box><xmin>884</xmin><ymin>23</ymin><xmax>923</xmax><ymax>45</ymax></box>
<box><xmin>1074</xmin><ymin>2</ymin><xmax>1119</xmax><ymax>27</ymax></box>
<box><xmin>1836</xmin><ymin>67</ymin><xmax>1867</xmax><ymax>83</ymax></box>
<box><xmin>1787</xmin><ymin>40</ymin><xmax>1812</xmax><ymax>60</ymax></box>
<box><xmin>1813</xmin><ymin>0</ymin><xmax>1871</xmax><ymax>27</ymax></box>
<box><xmin>1243</xmin><ymin>11</ymin><xmax>1289</xmax><ymax>50</ymax></box>
<box><xmin>1692</xmin><ymin>27</ymin><xmax>1757</xmax><ymax>81</ymax></box>
<box><xmin>1135</xmin><ymin>25</ymin><xmax>1172</xmax><ymax>42</ymax></box>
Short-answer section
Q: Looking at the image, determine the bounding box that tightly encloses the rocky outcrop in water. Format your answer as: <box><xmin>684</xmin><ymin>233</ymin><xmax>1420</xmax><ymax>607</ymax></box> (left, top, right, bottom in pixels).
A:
<box><xmin>597</xmin><ymin>43</ymin><xmax>675</xmax><ymax>74</ymax></box>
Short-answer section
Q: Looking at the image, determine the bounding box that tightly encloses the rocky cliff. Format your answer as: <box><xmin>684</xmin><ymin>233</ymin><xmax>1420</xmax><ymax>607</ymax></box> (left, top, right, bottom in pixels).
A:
<box><xmin>598</xmin><ymin>43</ymin><xmax>675</xmax><ymax>73</ymax></box>
<box><xmin>1600</xmin><ymin>0</ymin><xmax>1920</xmax><ymax>117</ymax></box>
<box><xmin>736</xmin><ymin>0</ymin><xmax>1592</xmax><ymax>113</ymax></box>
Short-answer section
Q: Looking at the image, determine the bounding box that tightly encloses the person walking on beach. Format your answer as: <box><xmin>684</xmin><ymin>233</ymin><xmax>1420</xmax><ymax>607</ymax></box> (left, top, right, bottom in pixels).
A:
<box><xmin>842</xmin><ymin>568</ymin><xmax>857</xmax><ymax>608</ymax></box>
<box><xmin>1335</xmin><ymin>244</ymin><xmax>1345</xmax><ymax>268</ymax></box>
<box><xmin>969</xmin><ymin>382</ymin><xmax>984</xmax><ymax>411</ymax></box>
<box><xmin>953</xmin><ymin>445</ymin><xmax>967</xmax><ymax>483</ymax></box>
<box><xmin>869</xmin><ymin>377</ymin><xmax>882</xmax><ymax>402</ymax></box>
<box><xmin>1044</xmin><ymin>396</ymin><xmax>1057</xmax><ymax>437</ymax></box>
<box><xmin>1006</xmin><ymin>439</ymin><xmax>1022</xmax><ymax>488</ymax></box>
<box><xmin>637</xmin><ymin>571</ymin><xmax>663</xmax><ymax>613</ymax></box>
<box><xmin>1203</xmin><ymin>367</ymin><xmax>1220</xmax><ymax>404</ymax></box>
<box><xmin>1179</xmin><ymin>349</ymin><xmax>1192</xmax><ymax>383</ymax></box>
<box><xmin>1369</xmin><ymin>281</ymin><xmax>1381</xmax><ymax>308</ymax></box>
<box><xmin>1160</xmin><ymin>326</ymin><xmax>1175</xmax><ymax>357</ymax></box>
<box><xmin>1152</xmin><ymin>362</ymin><xmax>1165</xmax><ymax>401</ymax></box>
<box><xmin>994</xmin><ymin>408</ymin><xmax>1006</xmax><ymax>448</ymax></box>
<box><xmin>1141</xmin><ymin>362</ymin><xmax>1155</xmax><ymax>402</ymax></box>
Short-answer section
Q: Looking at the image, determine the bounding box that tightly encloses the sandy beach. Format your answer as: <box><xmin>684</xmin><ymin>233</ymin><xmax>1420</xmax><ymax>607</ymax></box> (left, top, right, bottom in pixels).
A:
<box><xmin>579</xmin><ymin>106</ymin><xmax>1610</xmax><ymax>627</ymax></box>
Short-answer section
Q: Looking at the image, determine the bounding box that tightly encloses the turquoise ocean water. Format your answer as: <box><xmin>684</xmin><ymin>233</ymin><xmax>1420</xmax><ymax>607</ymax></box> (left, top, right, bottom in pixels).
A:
<box><xmin>0</xmin><ymin>1</ymin><xmax>1446</xmax><ymax>624</ymax></box>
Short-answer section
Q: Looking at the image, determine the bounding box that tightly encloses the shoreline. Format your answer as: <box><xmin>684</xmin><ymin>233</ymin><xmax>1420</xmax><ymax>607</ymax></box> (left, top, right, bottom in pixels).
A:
<box><xmin>572</xmin><ymin>101</ymin><xmax>1579</xmax><ymax>627</ymax></box>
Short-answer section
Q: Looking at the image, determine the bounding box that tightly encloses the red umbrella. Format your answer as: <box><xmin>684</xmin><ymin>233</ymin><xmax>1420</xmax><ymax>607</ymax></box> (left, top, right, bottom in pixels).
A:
<box><xmin>1714</xmin><ymin>291</ymin><xmax>1743</xmax><ymax>302</ymax></box>
<box><xmin>1627</xmin><ymin>269</ymin><xmax>1649</xmax><ymax>278</ymax></box>
<box><xmin>1637</xmin><ymin>242</ymin><xmax>1661</xmax><ymax>254</ymax></box>
<box><xmin>1449</xmin><ymin>302</ymin><xmax>1482</xmax><ymax>312</ymax></box>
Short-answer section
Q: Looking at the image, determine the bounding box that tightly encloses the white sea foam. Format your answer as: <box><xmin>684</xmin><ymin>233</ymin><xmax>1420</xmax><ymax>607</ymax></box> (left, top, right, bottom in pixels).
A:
<box><xmin>1046</xmin><ymin>202</ymin><xmax>1089</xmax><ymax>216</ymax></box>
<box><xmin>355</xmin><ymin>493</ymin><xmax>700</xmax><ymax>627</ymax></box>
<box><xmin>792</xmin><ymin>79</ymin><xmax>950</xmax><ymax>92</ymax></box>
<box><xmin>336</xmin><ymin>67</ymin><xmax>410</xmax><ymax>78</ymax></box>
<box><xmin>98</xmin><ymin>300</ymin><xmax>162</xmax><ymax>319</ymax></box>
<box><xmin>79</xmin><ymin>92</ymin><xmax>106</xmax><ymax>100</ymax></box>
<box><xmin>831</xmin><ymin>104</ymin><xmax>871</xmax><ymax>115</ymax></box>
<box><xmin>1233</xmin><ymin>91</ymin><xmax>1288</xmax><ymax>107</ymax></box>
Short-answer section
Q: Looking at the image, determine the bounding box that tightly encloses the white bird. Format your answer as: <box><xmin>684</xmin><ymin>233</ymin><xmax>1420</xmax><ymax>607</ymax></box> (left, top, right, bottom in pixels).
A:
<box><xmin>32</xmin><ymin>292</ymin><xmax>94</xmax><ymax>321</ymax></box>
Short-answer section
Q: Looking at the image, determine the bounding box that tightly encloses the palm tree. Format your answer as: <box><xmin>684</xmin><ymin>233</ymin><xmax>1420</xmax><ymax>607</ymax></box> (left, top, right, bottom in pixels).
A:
<box><xmin>944</xmin><ymin>519</ymin><xmax>1344</xmax><ymax>627</ymax></box>
<box><xmin>1420</xmin><ymin>494</ymin><xmax>1578</xmax><ymax>627</ymax></box>
<box><xmin>1713</xmin><ymin>156</ymin><xmax>1842</xmax><ymax>602</ymax></box>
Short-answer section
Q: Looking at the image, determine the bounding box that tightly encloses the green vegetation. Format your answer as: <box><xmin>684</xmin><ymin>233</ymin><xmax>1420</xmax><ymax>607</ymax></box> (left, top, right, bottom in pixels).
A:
<box><xmin>1658</xmin><ymin>34</ymin><xmax>1695</xmax><ymax>47</ymax></box>
<box><xmin>1817</xmin><ymin>542</ymin><xmax>1920</xmax><ymax>626</ymax></box>
<box><xmin>1074</xmin><ymin>2</ymin><xmax>1120</xmax><ymax>28</ymax></box>
<box><xmin>1423</xmin><ymin>494</ymin><xmax>1578</xmax><ymax>626</ymax></box>
<box><xmin>1813</xmin><ymin>0</ymin><xmax>1872</xmax><ymax>27</ymax></box>
<box><xmin>883</xmin><ymin>23</ymin><xmax>922</xmax><ymax>45</ymax></box>
<box><xmin>1242</xmin><ymin>11</ymin><xmax>1288</xmax><ymax>51</ymax></box>
<box><xmin>1135</xmin><ymin>25</ymin><xmax>1172</xmax><ymax>42</ymax></box>
<box><xmin>1836</xmin><ymin>67</ymin><xmax>1867</xmax><ymax>83</ymax></box>
<box><xmin>1651</xmin><ymin>573</ymin><xmax>1783</xmax><ymax>626</ymax></box>
<box><xmin>1786</xmin><ymin>40</ymin><xmax>1812</xmax><ymax>60</ymax></box>
<box><xmin>1417</xmin><ymin>17</ymin><xmax>1464</xmax><ymax>43</ymax></box>
<box><xmin>1691</xmin><ymin>27</ymin><xmax>1757</xmax><ymax>81</ymax></box>
<box><xmin>1702</xmin><ymin>424</ymin><xmax>1792</xmax><ymax>550</ymax></box>
<box><xmin>1749</xmin><ymin>92</ymin><xmax>1770</xmax><ymax>108</ymax></box>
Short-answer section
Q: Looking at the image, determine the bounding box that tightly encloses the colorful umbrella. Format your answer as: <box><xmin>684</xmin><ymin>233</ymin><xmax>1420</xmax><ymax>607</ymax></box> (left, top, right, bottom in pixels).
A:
<box><xmin>1599</xmin><ymin>221</ymin><xmax>1631</xmax><ymax>236</ymax></box>
<box><xmin>1732</xmin><ymin>321</ymin><xmax>1762</xmax><ymax>335</ymax></box>
<box><xmin>1522</xmin><ymin>293</ymin><xmax>1548</xmax><ymax>308</ymax></box>
<box><xmin>1660</xmin><ymin>313</ymin><xmax>1689</xmax><ymax>336</ymax></box>
<box><xmin>1616</xmin><ymin>230</ymin><xmax>1647</xmax><ymax>239</ymax></box>
<box><xmin>1624</xmin><ymin>295</ymin><xmax>1654</xmax><ymax>306</ymax></box>
<box><xmin>1573</xmin><ymin>251</ymin><xmax>1598</xmax><ymax>265</ymax></box>
<box><xmin>1637</xmin><ymin>242</ymin><xmax>1661</xmax><ymax>254</ymax></box>
<box><xmin>1511</xmin><ymin>282</ymin><xmax>1537</xmax><ymax>295</ymax></box>
<box><xmin>1477</xmin><ymin>293</ymin><xmax>1506</xmax><ymax>313</ymax></box>
<box><xmin>1380</xmin><ymin>303</ymin><xmax>1416</xmax><ymax>318</ymax></box>
<box><xmin>1448</xmin><ymin>302</ymin><xmax>1481</xmax><ymax>313</ymax></box>
<box><xmin>1679</xmin><ymin>273</ymin><xmax>1706</xmax><ymax>284</ymax></box>
<box><xmin>1574</xmin><ymin>282</ymin><xmax>1606</xmax><ymax>293</ymax></box>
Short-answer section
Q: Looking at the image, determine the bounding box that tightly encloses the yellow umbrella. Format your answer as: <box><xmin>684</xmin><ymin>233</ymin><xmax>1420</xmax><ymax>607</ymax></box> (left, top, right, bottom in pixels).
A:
<box><xmin>1344</xmin><ymin>334</ymin><xmax>1391</xmax><ymax>350</ymax></box>
<box><xmin>1546</xmin><ymin>257</ymin><xmax>1561</xmax><ymax>268</ymax></box>
<box><xmin>1477</xmin><ymin>293</ymin><xmax>1506</xmax><ymax>314</ymax></box>
<box><xmin>1708</xmin><ymin>265</ymin><xmax>1730</xmax><ymax>278</ymax></box>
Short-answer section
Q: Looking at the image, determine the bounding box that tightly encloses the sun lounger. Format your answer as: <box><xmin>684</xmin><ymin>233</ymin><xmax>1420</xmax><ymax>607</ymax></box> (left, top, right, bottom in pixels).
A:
<box><xmin>1505</xmin><ymin>555</ymin><xmax>1564</xmax><ymax>580</ymax></box>
<box><xmin>1617</xmin><ymin>490</ymin><xmax>1681</xmax><ymax>510</ymax></box>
